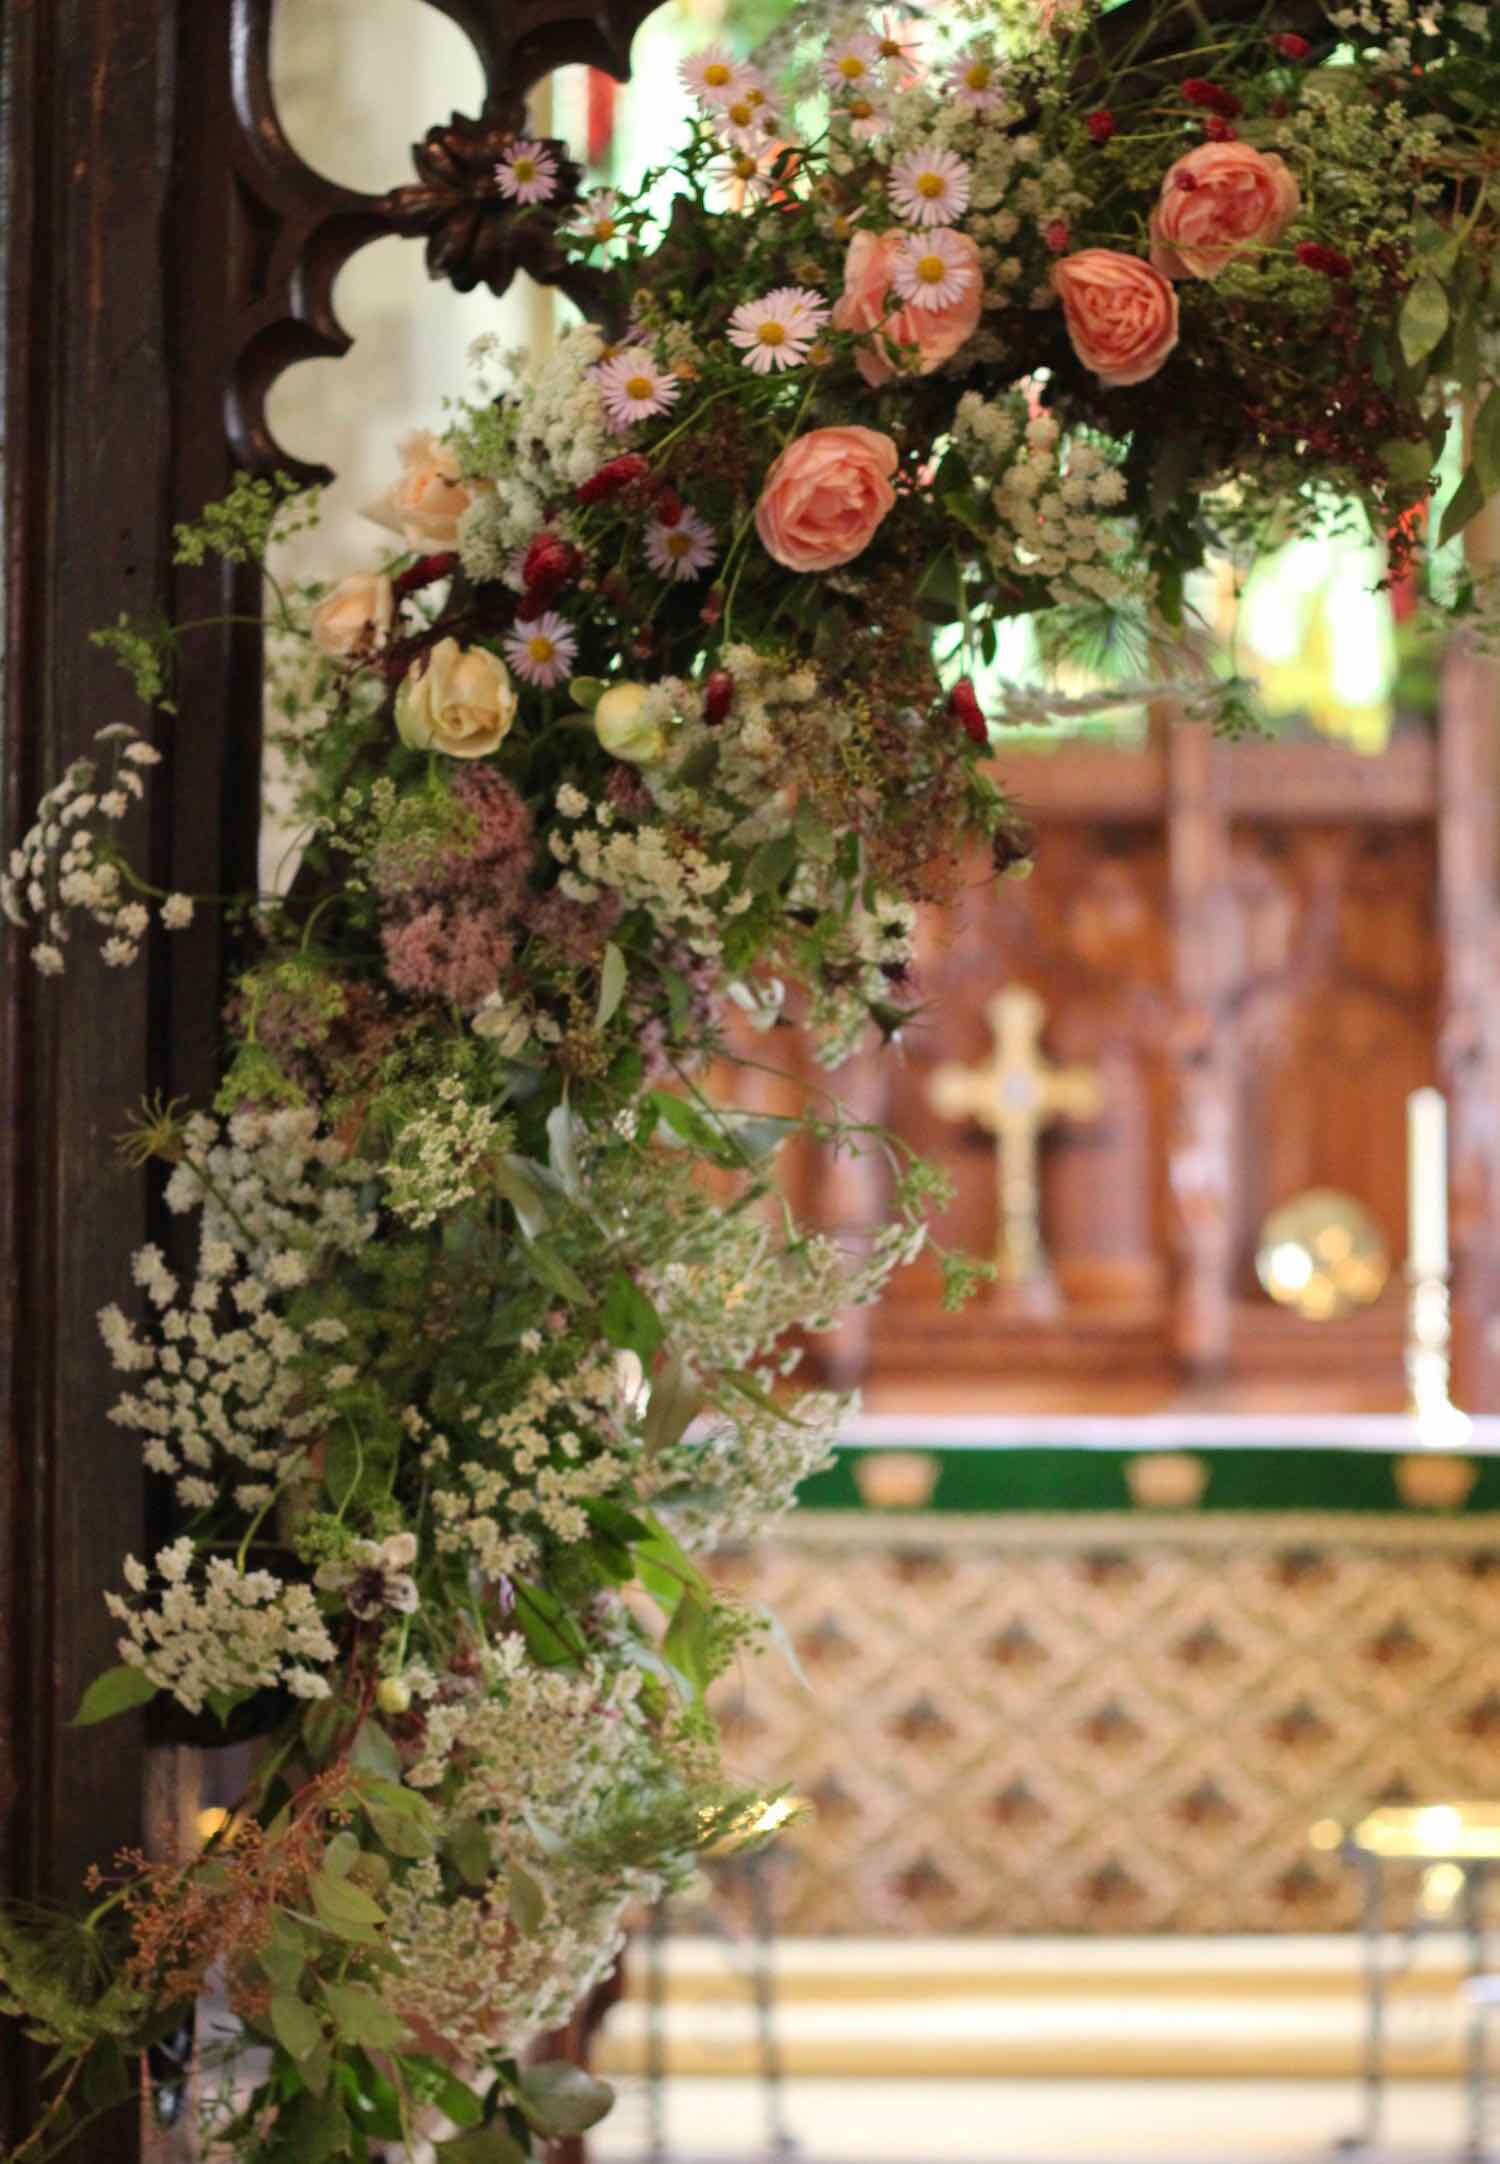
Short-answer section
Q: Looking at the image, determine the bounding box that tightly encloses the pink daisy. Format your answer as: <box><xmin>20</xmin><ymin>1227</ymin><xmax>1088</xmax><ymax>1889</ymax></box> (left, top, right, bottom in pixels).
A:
<box><xmin>949</xmin><ymin>46</ymin><xmax>1005</xmax><ymax>112</ymax></box>
<box><xmin>495</xmin><ymin>140</ymin><xmax>559</xmax><ymax>207</ymax></box>
<box><xmin>504</xmin><ymin>611</ymin><xmax>578</xmax><ymax>688</ymax></box>
<box><xmin>874</xmin><ymin>12</ymin><xmax>924</xmax><ymax>79</ymax></box>
<box><xmin>645</xmin><ymin>507</ymin><xmax>717</xmax><ymax>583</ymax></box>
<box><xmin>727</xmin><ymin>286</ymin><xmax>829</xmax><ymax>373</ymax></box>
<box><xmin>715</xmin><ymin>79</ymin><xmax>779</xmax><ymax>148</ymax></box>
<box><xmin>680</xmin><ymin>44</ymin><xmax>749</xmax><ymax>107</ymax></box>
<box><xmin>820</xmin><ymin>33</ymin><xmax>882</xmax><ymax>94</ymax></box>
<box><xmin>888</xmin><ymin>146</ymin><xmax>972</xmax><ymax>229</ymax></box>
<box><xmin>892</xmin><ymin>229</ymin><xmax>978</xmax><ymax>311</ymax></box>
<box><xmin>591</xmin><ymin>347</ymin><xmax>680</xmax><ymax>432</ymax></box>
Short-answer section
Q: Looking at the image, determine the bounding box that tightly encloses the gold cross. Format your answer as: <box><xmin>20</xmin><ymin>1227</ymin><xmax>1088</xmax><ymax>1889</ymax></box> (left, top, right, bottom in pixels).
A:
<box><xmin>928</xmin><ymin>987</ymin><xmax>1103</xmax><ymax>1284</ymax></box>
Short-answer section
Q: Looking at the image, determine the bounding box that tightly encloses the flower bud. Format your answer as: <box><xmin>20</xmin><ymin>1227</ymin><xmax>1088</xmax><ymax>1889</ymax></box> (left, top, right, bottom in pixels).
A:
<box><xmin>594</xmin><ymin>681</ymin><xmax>666</xmax><ymax>765</ymax></box>
<box><xmin>703</xmin><ymin>670</ymin><xmax>734</xmax><ymax>726</ymax></box>
<box><xmin>376</xmin><ymin>1676</ymin><xmax>412</xmax><ymax>1715</ymax></box>
<box><xmin>310</xmin><ymin>573</ymin><xmax>394</xmax><ymax>660</ymax></box>
<box><xmin>576</xmin><ymin>453</ymin><xmax>651</xmax><ymax>505</ymax></box>
<box><xmin>948</xmin><ymin>678</ymin><xmax>988</xmax><ymax>747</ymax></box>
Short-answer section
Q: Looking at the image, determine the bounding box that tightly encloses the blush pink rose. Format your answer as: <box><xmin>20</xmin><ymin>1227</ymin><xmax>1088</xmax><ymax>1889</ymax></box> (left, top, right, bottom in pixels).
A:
<box><xmin>832</xmin><ymin>228</ymin><xmax>983</xmax><ymax>388</ymax></box>
<box><xmin>1052</xmin><ymin>250</ymin><xmax>1180</xmax><ymax>388</ymax></box>
<box><xmin>755</xmin><ymin>425</ymin><xmax>899</xmax><ymax>572</ymax></box>
<box><xmin>364</xmin><ymin>431</ymin><xmax>473</xmax><ymax>547</ymax></box>
<box><xmin>1149</xmin><ymin>142</ymin><xmax>1301</xmax><ymax>280</ymax></box>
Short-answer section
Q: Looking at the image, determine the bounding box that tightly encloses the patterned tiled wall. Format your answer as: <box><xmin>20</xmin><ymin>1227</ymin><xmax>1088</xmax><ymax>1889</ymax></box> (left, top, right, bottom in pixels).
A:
<box><xmin>707</xmin><ymin>1514</ymin><xmax>1500</xmax><ymax>1934</ymax></box>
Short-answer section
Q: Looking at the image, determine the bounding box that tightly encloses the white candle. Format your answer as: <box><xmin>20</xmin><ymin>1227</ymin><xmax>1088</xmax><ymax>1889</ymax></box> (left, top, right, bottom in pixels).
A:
<box><xmin>1407</xmin><ymin>1087</ymin><xmax>1449</xmax><ymax>1277</ymax></box>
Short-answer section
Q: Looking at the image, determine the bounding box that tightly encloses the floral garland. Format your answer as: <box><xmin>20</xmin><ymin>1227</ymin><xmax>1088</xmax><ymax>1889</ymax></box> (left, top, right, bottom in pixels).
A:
<box><xmin>4</xmin><ymin>2</ymin><xmax>1500</xmax><ymax>2159</ymax></box>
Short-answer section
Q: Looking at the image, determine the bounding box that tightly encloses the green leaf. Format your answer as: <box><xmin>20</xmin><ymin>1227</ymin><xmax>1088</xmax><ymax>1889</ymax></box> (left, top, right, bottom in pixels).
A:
<box><xmin>508</xmin><ymin>1862</ymin><xmax>548</xmax><ymax>1935</ymax></box>
<box><xmin>322</xmin><ymin>1981</ymin><xmax>408</xmax><ymax>2052</ymax></box>
<box><xmin>366</xmin><ymin>1803</ymin><xmax>435</xmax><ymax>1860</ymax></box>
<box><xmin>580</xmin><ymin>1496</ymin><xmax>651</xmax><ymax>1544</ymax></box>
<box><xmin>1472</xmin><ymin>387</ymin><xmax>1500</xmax><ymax>497</ymax></box>
<box><xmin>1399</xmin><ymin>274</ymin><xmax>1450</xmax><ymax>368</ymax></box>
<box><xmin>513</xmin><ymin>1579</ymin><xmax>589</xmax><ymax>1668</ymax></box>
<box><xmin>647</xmin><ymin>1090</ymin><xmax>746</xmax><ymax>1170</ymax></box>
<box><xmin>277</xmin><ymin>2085</ymin><xmax>353</xmax><ymax>2162</ymax></box>
<box><xmin>270</xmin><ymin>1991</ymin><xmax>325</xmax><ymax>2063</ymax></box>
<box><xmin>600</xmin><ymin>1272</ymin><xmax>665</xmax><ymax>1362</ymax></box>
<box><xmin>663</xmin><ymin>1589</ymin><xmax>717</xmax><ymax>1699</ymax></box>
<box><xmin>546</xmin><ymin>1098</ymin><xmax>582</xmax><ymax>1199</ymax></box>
<box><xmin>568</xmin><ymin>676</ymin><xmax>605</xmax><ymax>710</ymax></box>
<box><xmin>746</xmin><ymin>833</ymin><xmax>798</xmax><ymax>896</ymax></box>
<box><xmin>596</xmin><ymin>941</ymin><xmax>627</xmax><ymax>1028</ymax></box>
<box><xmin>1440</xmin><ymin>463</ymin><xmax>1485</xmax><ymax>550</ymax></box>
<box><xmin>447</xmin><ymin>1819</ymin><xmax>494</xmax><ymax>1889</ymax></box>
<box><xmin>437</xmin><ymin>2131</ymin><xmax>527</xmax><ymax>2164</ymax></box>
<box><xmin>310</xmin><ymin>1867</ymin><xmax>385</xmax><ymax>1943</ymax></box>
<box><xmin>72</xmin><ymin>1663</ymin><xmax>157</xmax><ymax>1726</ymax></box>
<box><xmin>349</xmin><ymin>1719</ymin><xmax>403</xmax><ymax>1782</ymax></box>
<box><xmin>1379</xmin><ymin>439</ymin><xmax>1434</xmax><ymax>491</ymax></box>
<box><xmin>495</xmin><ymin>1156</ymin><xmax>549</xmax><ymax>1240</ymax></box>
<box><xmin>521</xmin><ymin>1237</ymin><xmax>591</xmax><ymax>1308</ymax></box>
<box><xmin>642</xmin><ymin>1355</ymin><xmax>705</xmax><ymax>1457</ymax></box>
<box><xmin>514</xmin><ymin>2061</ymin><xmax>615</xmax><ymax>2137</ymax></box>
<box><xmin>1412</xmin><ymin>214</ymin><xmax>1461</xmax><ymax>278</ymax></box>
<box><xmin>321</xmin><ymin>1831</ymin><xmax>360</xmax><ymax>1881</ymax></box>
<box><xmin>258</xmin><ymin>1914</ymin><xmax>310</xmax><ymax>1994</ymax></box>
<box><xmin>408</xmin><ymin>2063</ymin><xmax>484</xmax><ymax>2130</ymax></box>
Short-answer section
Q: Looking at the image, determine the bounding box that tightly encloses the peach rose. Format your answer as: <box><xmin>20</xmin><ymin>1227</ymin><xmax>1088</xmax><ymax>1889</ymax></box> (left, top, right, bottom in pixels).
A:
<box><xmin>832</xmin><ymin>228</ymin><xmax>982</xmax><ymax>387</ymax></box>
<box><xmin>364</xmin><ymin>431</ymin><xmax>472</xmax><ymax>547</ymax></box>
<box><xmin>1052</xmin><ymin>250</ymin><xmax>1180</xmax><ymax>388</ymax></box>
<box><xmin>755</xmin><ymin>425</ymin><xmax>899</xmax><ymax>573</ymax></box>
<box><xmin>394</xmin><ymin>638</ymin><xmax>517</xmax><ymax>759</ymax></box>
<box><xmin>309</xmin><ymin>572</ymin><xmax>394</xmax><ymax>660</ymax></box>
<box><xmin>1149</xmin><ymin>143</ymin><xmax>1301</xmax><ymax>281</ymax></box>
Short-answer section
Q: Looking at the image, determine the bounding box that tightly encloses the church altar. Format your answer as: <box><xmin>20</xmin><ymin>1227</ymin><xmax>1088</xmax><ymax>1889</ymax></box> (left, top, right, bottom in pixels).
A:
<box><xmin>706</xmin><ymin>1415</ymin><xmax>1500</xmax><ymax>1943</ymax></box>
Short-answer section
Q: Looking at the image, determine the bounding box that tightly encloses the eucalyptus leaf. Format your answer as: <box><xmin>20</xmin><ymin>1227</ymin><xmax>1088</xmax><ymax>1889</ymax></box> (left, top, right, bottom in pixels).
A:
<box><xmin>515</xmin><ymin>2061</ymin><xmax>615</xmax><ymax>2137</ymax></box>
<box><xmin>596</xmin><ymin>941</ymin><xmax>627</xmax><ymax>1028</ymax></box>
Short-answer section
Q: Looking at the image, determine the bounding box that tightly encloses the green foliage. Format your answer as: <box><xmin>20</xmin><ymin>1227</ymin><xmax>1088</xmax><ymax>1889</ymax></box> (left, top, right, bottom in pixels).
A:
<box><xmin>172</xmin><ymin>470</ymin><xmax>317</xmax><ymax>568</ymax></box>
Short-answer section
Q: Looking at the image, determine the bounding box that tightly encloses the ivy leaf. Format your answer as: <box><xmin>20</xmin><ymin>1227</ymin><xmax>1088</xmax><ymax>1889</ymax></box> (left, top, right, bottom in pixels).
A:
<box><xmin>72</xmin><ymin>1664</ymin><xmax>157</xmax><ymax>1726</ymax></box>
<box><xmin>322</xmin><ymin>1981</ymin><xmax>408</xmax><ymax>2053</ymax></box>
<box><xmin>1399</xmin><ymin>274</ymin><xmax>1450</xmax><ymax>368</ymax></box>
<box><xmin>600</xmin><ymin>1272</ymin><xmax>665</xmax><ymax>1363</ymax></box>
<box><xmin>1471</xmin><ymin>387</ymin><xmax>1500</xmax><ymax>498</ymax></box>
<box><xmin>508</xmin><ymin>1862</ymin><xmax>548</xmax><ymax>1936</ymax></box>
<box><xmin>514</xmin><ymin>2061</ymin><xmax>615</xmax><ymax>2137</ymax></box>
<box><xmin>270</xmin><ymin>1992</ymin><xmax>324</xmax><ymax>2063</ymax></box>
<box><xmin>596</xmin><ymin>941</ymin><xmax>627</xmax><ymax>1028</ymax></box>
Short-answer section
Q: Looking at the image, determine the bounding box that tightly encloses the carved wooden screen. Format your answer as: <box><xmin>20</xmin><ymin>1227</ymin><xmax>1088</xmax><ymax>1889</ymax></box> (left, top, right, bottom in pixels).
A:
<box><xmin>0</xmin><ymin>3</ymin><xmax>663</xmax><ymax>2152</ymax></box>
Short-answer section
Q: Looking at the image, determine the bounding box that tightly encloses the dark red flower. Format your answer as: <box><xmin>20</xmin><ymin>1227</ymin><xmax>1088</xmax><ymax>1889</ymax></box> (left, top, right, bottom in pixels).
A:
<box><xmin>1086</xmin><ymin>109</ymin><xmax>1116</xmax><ymax>144</ymax></box>
<box><xmin>1182</xmin><ymin>78</ymin><xmax>1242</xmax><ymax>118</ymax></box>
<box><xmin>1273</xmin><ymin>31</ymin><xmax>1312</xmax><ymax>59</ymax></box>
<box><xmin>948</xmin><ymin>678</ymin><xmax>988</xmax><ymax>747</ymax></box>
<box><xmin>653</xmin><ymin>486</ymin><xmax>684</xmax><ymax>528</ymax></box>
<box><xmin>1296</xmin><ymin>241</ymin><xmax>1353</xmax><ymax>279</ymax></box>
<box><xmin>521</xmin><ymin>532</ymin><xmax>583</xmax><ymax>605</ymax></box>
<box><xmin>576</xmin><ymin>453</ymin><xmax>651</xmax><ymax>505</ymax></box>
<box><xmin>703</xmin><ymin>670</ymin><xmax>734</xmax><ymax>726</ymax></box>
<box><xmin>393</xmin><ymin>551</ymin><xmax>460</xmax><ymax>598</ymax></box>
<box><xmin>1202</xmin><ymin>115</ymin><xmax>1237</xmax><ymax>140</ymax></box>
<box><xmin>1043</xmin><ymin>219</ymin><xmax>1071</xmax><ymax>255</ymax></box>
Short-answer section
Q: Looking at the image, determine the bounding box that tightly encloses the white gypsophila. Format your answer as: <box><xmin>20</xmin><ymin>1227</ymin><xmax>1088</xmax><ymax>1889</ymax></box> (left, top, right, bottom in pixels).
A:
<box><xmin>106</xmin><ymin>1540</ymin><xmax>336</xmax><ymax>1714</ymax></box>
<box><xmin>454</xmin><ymin>324</ymin><xmax>611</xmax><ymax>578</ymax></box>
<box><xmin>382</xmin><ymin>1075</ymin><xmax>502</xmax><ymax>1229</ymax></box>
<box><xmin>428</xmin><ymin>1354</ymin><xmax>634</xmax><ymax>1575</ymax></box>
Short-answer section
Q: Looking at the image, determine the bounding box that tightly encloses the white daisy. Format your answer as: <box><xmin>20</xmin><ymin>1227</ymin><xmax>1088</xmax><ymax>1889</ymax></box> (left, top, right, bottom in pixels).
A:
<box><xmin>833</xmin><ymin>86</ymin><xmax>892</xmax><ymax>140</ymax></box>
<box><xmin>503</xmin><ymin>611</ymin><xmax>578</xmax><ymax>688</ymax></box>
<box><xmin>709</xmin><ymin>142</ymin><xmax>781</xmax><ymax>206</ymax></box>
<box><xmin>891</xmin><ymin>229</ymin><xmax>978</xmax><ymax>310</ymax></box>
<box><xmin>680</xmin><ymin>44</ymin><xmax>748</xmax><ymax>107</ymax></box>
<box><xmin>949</xmin><ymin>46</ymin><xmax>1005</xmax><ymax>112</ymax></box>
<box><xmin>495</xmin><ymin>140</ymin><xmax>559</xmax><ymax>207</ymax></box>
<box><xmin>874</xmin><ymin>12</ymin><xmax>924</xmax><ymax>77</ymax></box>
<box><xmin>570</xmin><ymin>188</ymin><xmax>623</xmax><ymax>253</ymax></box>
<box><xmin>889</xmin><ymin>146</ymin><xmax>972</xmax><ymax>229</ymax></box>
<box><xmin>821</xmin><ymin>33</ymin><xmax>882</xmax><ymax>94</ymax></box>
<box><xmin>591</xmin><ymin>347</ymin><xmax>680</xmax><ymax>431</ymax></box>
<box><xmin>716</xmin><ymin>80</ymin><xmax>779</xmax><ymax>147</ymax></box>
<box><xmin>645</xmin><ymin>508</ymin><xmax>718</xmax><ymax>582</ymax></box>
<box><xmin>727</xmin><ymin>286</ymin><xmax>829</xmax><ymax>373</ymax></box>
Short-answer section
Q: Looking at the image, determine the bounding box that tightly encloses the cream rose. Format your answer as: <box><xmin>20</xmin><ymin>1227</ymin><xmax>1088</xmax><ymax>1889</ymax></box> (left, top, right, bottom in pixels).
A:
<box><xmin>593</xmin><ymin>682</ymin><xmax>667</xmax><ymax>765</ymax></box>
<box><xmin>364</xmin><ymin>431</ymin><xmax>473</xmax><ymax>547</ymax></box>
<box><xmin>1149</xmin><ymin>142</ymin><xmax>1301</xmax><ymax>281</ymax></box>
<box><xmin>832</xmin><ymin>229</ymin><xmax>983</xmax><ymax>388</ymax></box>
<box><xmin>395</xmin><ymin>639</ymin><xmax>516</xmax><ymax>759</ymax></box>
<box><xmin>309</xmin><ymin>572</ymin><xmax>395</xmax><ymax>660</ymax></box>
<box><xmin>1052</xmin><ymin>250</ymin><xmax>1180</xmax><ymax>388</ymax></box>
<box><xmin>755</xmin><ymin>425</ymin><xmax>899</xmax><ymax>573</ymax></box>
